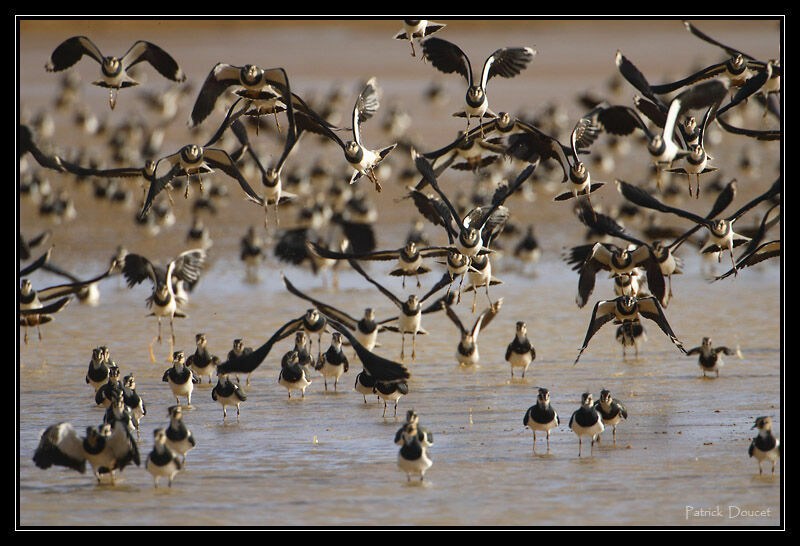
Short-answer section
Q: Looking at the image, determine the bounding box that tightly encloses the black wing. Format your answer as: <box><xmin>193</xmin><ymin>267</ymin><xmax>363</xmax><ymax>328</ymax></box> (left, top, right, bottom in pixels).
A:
<box><xmin>575</xmin><ymin>299</ymin><xmax>619</xmax><ymax>364</ymax></box>
<box><xmin>202</xmin><ymin>148</ymin><xmax>264</xmax><ymax>205</ymax></box>
<box><xmin>411</xmin><ymin>149</ymin><xmax>463</xmax><ymax>233</ymax></box>
<box><xmin>346</xmin><ymin>258</ymin><xmax>402</xmax><ymax>308</ymax></box>
<box><xmin>504</xmin><ymin>120</ymin><xmax>571</xmax><ymax>182</ymax></box>
<box><xmin>472</xmin><ymin>162</ymin><xmax>538</xmax><ymax>232</ymax></box>
<box><xmin>281</xmin><ymin>273</ymin><xmax>359</xmax><ymax>329</ymax></box>
<box><xmin>616</xmin><ymin>180</ymin><xmax>709</xmax><ymax>226</ymax></box>
<box><xmin>637</xmin><ymin>296</ymin><xmax>686</xmax><ymax>354</ymax></box>
<box><xmin>481</xmin><ymin>46</ymin><xmax>536</xmax><ymax>87</ymax></box>
<box><xmin>593</xmin><ymin>104</ymin><xmax>653</xmax><ymax>139</ymax></box>
<box><xmin>189</xmin><ymin>63</ymin><xmax>245</xmax><ymax>127</ymax></box>
<box><xmin>327</xmin><ymin>320</ymin><xmax>410</xmax><ymax>383</ymax></box>
<box><xmin>33</xmin><ymin>423</ymin><xmax>86</xmax><ymax>473</ymax></box>
<box><xmin>46</xmin><ymin>36</ymin><xmax>104</xmax><ymax>71</ymax></box>
<box><xmin>121</xmin><ymin>254</ymin><xmax>158</xmax><ymax>288</ymax></box>
<box><xmin>422</xmin><ymin>37</ymin><xmax>473</xmax><ymax>85</ymax></box>
<box><xmin>615</xmin><ymin>50</ymin><xmax>666</xmax><ymax>110</ymax></box>
<box><xmin>683</xmin><ymin>21</ymin><xmax>757</xmax><ymax>60</ymax></box>
<box><xmin>19</xmin><ymin>125</ymin><xmax>65</xmax><ymax>172</ymax></box>
<box><xmin>120</xmin><ymin>40</ymin><xmax>185</xmax><ymax>82</ymax></box>
<box><xmin>726</xmin><ymin>178</ymin><xmax>781</xmax><ymax>222</ymax></box>
<box><xmin>216</xmin><ymin>318</ymin><xmax>301</xmax><ymax>375</ymax></box>
<box><xmin>19</xmin><ymin>296</ymin><xmax>71</xmax><ymax>316</ymax></box>
<box><xmin>20</xmin><ymin>247</ymin><xmax>52</xmax><ymax>276</ymax></box>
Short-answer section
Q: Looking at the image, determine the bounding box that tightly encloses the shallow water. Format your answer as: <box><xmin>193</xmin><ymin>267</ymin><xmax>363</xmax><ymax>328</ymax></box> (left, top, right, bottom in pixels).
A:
<box><xmin>18</xmin><ymin>18</ymin><xmax>782</xmax><ymax>527</ymax></box>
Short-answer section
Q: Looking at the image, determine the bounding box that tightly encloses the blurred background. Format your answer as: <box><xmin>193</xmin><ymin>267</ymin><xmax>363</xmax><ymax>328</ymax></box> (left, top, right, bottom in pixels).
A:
<box><xmin>18</xmin><ymin>18</ymin><xmax>781</xmax><ymax>527</ymax></box>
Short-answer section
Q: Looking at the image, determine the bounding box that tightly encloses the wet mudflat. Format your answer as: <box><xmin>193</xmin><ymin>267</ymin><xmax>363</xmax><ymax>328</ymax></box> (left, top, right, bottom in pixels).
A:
<box><xmin>18</xmin><ymin>19</ymin><xmax>781</xmax><ymax>527</ymax></box>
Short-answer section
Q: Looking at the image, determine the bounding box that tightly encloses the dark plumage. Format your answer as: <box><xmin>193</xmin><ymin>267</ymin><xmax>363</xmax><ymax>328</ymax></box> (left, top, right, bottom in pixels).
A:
<box><xmin>523</xmin><ymin>388</ymin><xmax>559</xmax><ymax>451</ymax></box>
<box><xmin>212</xmin><ymin>373</ymin><xmax>247</xmax><ymax>421</ymax></box>
<box><xmin>46</xmin><ymin>36</ymin><xmax>185</xmax><ymax>109</ymax></box>
<box><xmin>505</xmin><ymin>321</ymin><xmax>536</xmax><ymax>378</ymax></box>
<box><xmin>594</xmin><ymin>390</ymin><xmax>628</xmax><ymax>442</ymax></box>
<box><xmin>575</xmin><ymin>295</ymin><xmax>686</xmax><ymax>365</ymax></box>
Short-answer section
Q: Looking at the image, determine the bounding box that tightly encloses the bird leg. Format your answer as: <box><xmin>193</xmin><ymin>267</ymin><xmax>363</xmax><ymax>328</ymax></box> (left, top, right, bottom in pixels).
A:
<box><xmin>236</xmin><ymin>405</ymin><xmax>240</xmax><ymax>423</ymax></box>
<box><xmin>532</xmin><ymin>431</ymin><xmax>536</xmax><ymax>453</ymax></box>
<box><xmin>546</xmin><ymin>431</ymin><xmax>551</xmax><ymax>450</ymax></box>
<box><xmin>686</xmin><ymin>173</ymin><xmax>693</xmax><ymax>197</ymax></box>
<box><xmin>394</xmin><ymin>400</ymin><xmax>399</xmax><ymax>417</ymax></box>
<box><xmin>272</xmin><ymin>107</ymin><xmax>282</xmax><ymax>134</ymax></box>
<box><xmin>410</xmin><ymin>40</ymin><xmax>416</xmax><ymax>57</ymax></box>
<box><xmin>412</xmin><ymin>333</ymin><xmax>417</xmax><ymax>360</ymax></box>
<box><xmin>613</xmin><ymin>426</ymin><xmax>617</xmax><ymax>444</ymax></box>
<box><xmin>324</xmin><ymin>377</ymin><xmax>328</xmax><ymax>392</ymax></box>
<box><xmin>400</xmin><ymin>334</ymin><xmax>406</xmax><ymax>361</ymax></box>
<box><xmin>578</xmin><ymin>437</ymin><xmax>582</xmax><ymax>457</ymax></box>
<box><xmin>223</xmin><ymin>407</ymin><xmax>227</xmax><ymax>422</ymax></box>
<box><xmin>382</xmin><ymin>401</ymin><xmax>388</xmax><ymax>418</ymax></box>
<box><xmin>368</xmin><ymin>167</ymin><xmax>382</xmax><ymax>193</ymax></box>
<box><xmin>169</xmin><ymin>317</ymin><xmax>175</xmax><ymax>357</ymax></box>
<box><xmin>472</xmin><ymin>285</ymin><xmax>478</xmax><ymax>313</ymax></box>
<box><xmin>149</xmin><ymin>336</ymin><xmax>158</xmax><ymax>363</ymax></box>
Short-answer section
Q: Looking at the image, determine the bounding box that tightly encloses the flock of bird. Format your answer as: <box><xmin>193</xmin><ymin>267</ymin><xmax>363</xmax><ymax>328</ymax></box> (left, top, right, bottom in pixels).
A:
<box><xmin>21</xmin><ymin>19</ymin><xmax>781</xmax><ymax>494</ymax></box>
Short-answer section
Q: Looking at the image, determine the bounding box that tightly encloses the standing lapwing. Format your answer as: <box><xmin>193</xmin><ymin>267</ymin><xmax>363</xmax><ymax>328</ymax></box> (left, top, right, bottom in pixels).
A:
<box><xmin>146</xmin><ymin>428</ymin><xmax>183</xmax><ymax>488</ymax></box>
<box><xmin>162</xmin><ymin>351</ymin><xmax>198</xmax><ymax>407</ymax></box>
<box><xmin>748</xmin><ymin>416</ymin><xmax>780</xmax><ymax>476</ymax></box>
<box><xmin>211</xmin><ymin>372</ymin><xmax>247</xmax><ymax>422</ymax></box>
<box><xmin>314</xmin><ymin>332</ymin><xmax>349</xmax><ymax>392</ymax></box>
<box><xmin>165</xmin><ymin>405</ymin><xmax>196</xmax><ymax>465</ymax></box>
<box><xmin>569</xmin><ymin>393</ymin><xmax>604</xmax><ymax>457</ymax></box>
<box><xmin>594</xmin><ymin>390</ymin><xmax>628</xmax><ymax>443</ymax></box>
<box><xmin>506</xmin><ymin>321</ymin><xmax>537</xmax><ymax>378</ymax></box>
<box><xmin>523</xmin><ymin>388</ymin><xmax>559</xmax><ymax>452</ymax></box>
